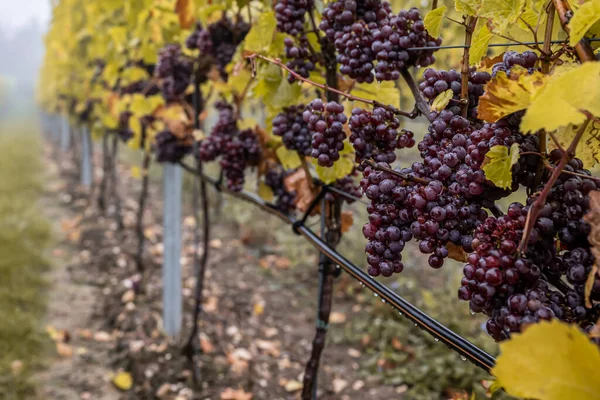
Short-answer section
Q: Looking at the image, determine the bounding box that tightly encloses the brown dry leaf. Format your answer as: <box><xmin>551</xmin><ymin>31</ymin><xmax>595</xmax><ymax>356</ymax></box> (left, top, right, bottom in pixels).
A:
<box><xmin>68</xmin><ymin>229</ymin><xmax>81</xmax><ymax>243</ymax></box>
<box><xmin>155</xmin><ymin>103</ymin><xmax>192</xmax><ymax>139</ymax></box>
<box><xmin>210</xmin><ymin>239</ymin><xmax>223</xmax><ymax>249</ymax></box>
<box><xmin>227</xmin><ymin>348</ymin><xmax>252</xmax><ymax>375</ymax></box>
<box><xmin>341</xmin><ymin>210</ymin><xmax>354</xmax><ymax>233</ymax></box>
<box><xmin>200</xmin><ymin>333</ymin><xmax>214</xmax><ymax>353</ymax></box>
<box><xmin>77</xmin><ymin>329</ymin><xmax>93</xmax><ymax>340</ymax></box>
<box><xmin>52</xmin><ymin>249</ymin><xmax>65</xmax><ymax>257</ymax></box>
<box><xmin>10</xmin><ymin>360</ymin><xmax>23</xmax><ymax>375</ymax></box>
<box><xmin>332</xmin><ymin>378</ymin><xmax>348</xmax><ymax>393</ymax></box>
<box><xmin>391</xmin><ymin>337</ymin><xmax>404</xmax><ymax>351</ymax></box>
<box><xmin>255</xmin><ymin>340</ymin><xmax>280</xmax><ymax>357</ymax></box>
<box><xmin>585</xmin><ymin>264</ymin><xmax>599</xmax><ymax>309</ymax></box>
<box><xmin>60</xmin><ymin>215</ymin><xmax>82</xmax><ymax>232</ymax></box>
<box><xmin>204</xmin><ymin>296</ymin><xmax>219</xmax><ymax>313</ymax></box>
<box><xmin>56</xmin><ymin>342</ymin><xmax>73</xmax><ymax>358</ymax></box>
<box><xmin>447</xmin><ymin>242</ymin><xmax>468</xmax><ymax>262</ymax></box>
<box><xmin>329</xmin><ymin>312</ymin><xmax>346</xmax><ymax>324</ymax></box>
<box><xmin>93</xmin><ymin>331</ymin><xmax>113</xmax><ymax>342</ymax></box>
<box><xmin>253</xmin><ymin>302</ymin><xmax>265</xmax><ymax>316</ymax></box>
<box><xmin>175</xmin><ymin>0</ymin><xmax>195</xmax><ymax>29</ymax></box>
<box><xmin>283</xmin><ymin>380</ymin><xmax>303</xmax><ymax>392</ymax></box>
<box><xmin>284</xmin><ymin>168</ymin><xmax>316</xmax><ymax>213</ymax></box>
<box><xmin>220</xmin><ymin>387</ymin><xmax>253</xmax><ymax>400</ymax></box>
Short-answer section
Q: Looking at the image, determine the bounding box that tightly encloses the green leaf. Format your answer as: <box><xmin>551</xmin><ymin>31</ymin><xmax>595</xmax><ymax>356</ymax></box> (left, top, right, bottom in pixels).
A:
<box><xmin>552</xmin><ymin>121</ymin><xmax>600</xmax><ymax>168</ymax></box>
<box><xmin>430</xmin><ymin>89</ymin><xmax>453</xmax><ymax>112</ymax></box>
<box><xmin>276</xmin><ymin>146</ymin><xmax>302</xmax><ymax>170</ymax></box>
<box><xmin>568</xmin><ymin>0</ymin><xmax>600</xmax><ymax>46</ymax></box>
<box><xmin>481</xmin><ymin>143</ymin><xmax>520</xmax><ymax>189</ymax></box>
<box><xmin>244</xmin><ymin>11</ymin><xmax>277</xmax><ymax>53</ymax></box>
<box><xmin>423</xmin><ymin>6</ymin><xmax>446</xmax><ymax>39</ymax></box>
<box><xmin>312</xmin><ymin>141</ymin><xmax>355</xmax><ymax>184</ymax></box>
<box><xmin>469</xmin><ymin>20</ymin><xmax>493</xmax><ymax>65</ymax></box>
<box><xmin>477</xmin><ymin>0</ymin><xmax>527</xmax><ymax>33</ymax></box>
<box><xmin>492</xmin><ymin>320</ymin><xmax>600</xmax><ymax>399</ymax></box>
<box><xmin>353</xmin><ymin>81</ymin><xmax>401</xmax><ymax>110</ymax></box>
<box><xmin>521</xmin><ymin>62</ymin><xmax>600</xmax><ymax>133</ymax></box>
<box><xmin>455</xmin><ymin>0</ymin><xmax>480</xmax><ymax>15</ymax></box>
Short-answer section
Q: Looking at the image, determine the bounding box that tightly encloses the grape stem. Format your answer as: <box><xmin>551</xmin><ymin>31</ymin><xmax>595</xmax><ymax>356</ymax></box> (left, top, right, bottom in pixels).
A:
<box><xmin>460</xmin><ymin>16</ymin><xmax>477</xmax><ymax>118</ymax></box>
<box><xmin>362</xmin><ymin>159</ymin><xmax>431</xmax><ymax>185</ymax></box>
<box><xmin>518</xmin><ymin>119</ymin><xmax>590</xmax><ymax>253</ymax></box>
<box><xmin>247</xmin><ymin>53</ymin><xmax>420</xmax><ymax>118</ymax></box>
<box><xmin>552</xmin><ymin>0</ymin><xmax>595</xmax><ymax>61</ymax></box>
<box><xmin>399</xmin><ymin>68</ymin><xmax>431</xmax><ymax>117</ymax></box>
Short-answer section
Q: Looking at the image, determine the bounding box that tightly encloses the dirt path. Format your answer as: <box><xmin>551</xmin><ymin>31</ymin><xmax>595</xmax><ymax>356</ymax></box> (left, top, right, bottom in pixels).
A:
<box><xmin>36</xmin><ymin>154</ymin><xmax>120</xmax><ymax>400</ymax></box>
<box><xmin>35</xmin><ymin>147</ymin><xmax>402</xmax><ymax>400</ymax></box>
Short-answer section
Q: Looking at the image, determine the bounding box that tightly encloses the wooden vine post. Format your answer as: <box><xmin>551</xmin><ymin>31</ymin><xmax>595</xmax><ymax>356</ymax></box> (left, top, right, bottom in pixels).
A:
<box><xmin>162</xmin><ymin>159</ymin><xmax>184</xmax><ymax>337</ymax></box>
<box><xmin>301</xmin><ymin>38</ymin><xmax>343</xmax><ymax>400</ymax></box>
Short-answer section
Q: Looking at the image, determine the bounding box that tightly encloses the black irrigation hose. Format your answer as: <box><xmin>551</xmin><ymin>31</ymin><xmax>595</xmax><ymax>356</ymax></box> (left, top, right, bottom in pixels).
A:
<box><xmin>179</xmin><ymin>160</ymin><xmax>497</xmax><ymax>373</ymax></box>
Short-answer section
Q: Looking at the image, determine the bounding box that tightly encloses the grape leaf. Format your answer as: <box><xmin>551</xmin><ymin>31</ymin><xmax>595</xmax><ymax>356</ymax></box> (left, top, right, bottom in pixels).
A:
<box><xmin>477</xmin><ymin>0</ymin><xmax>527</xmax><ymax>33</ymax></box>
<box><xmin>568</xmin><ymin>0</ymin><xmax>600</xmax><ymax>46</ymax></box>
<box><xmin>276</xmin><ymin>146</ymin><xmax>302</xmax><ymax>170</ymax></box>
<box><xmin>258</xmin><ymin>181</ymin><xmax>274</xmax><ymax>202</ymax></box>
<box><xmin>424</xmin><ymin>6</ymin><xmax>446</xmax><ymax>39</ymax></box>
<box><xmin>550</xmin><ymin>121</ymin><xmax>600</xmax><ymax>168</ymax></box>
<box><xmin>521</xmin><ymin>62</ymin><xmax>600</xmax><ymax>133</ymax></box>
<box><xmin>314</xmin><ymin>156</ymin><xmax>354</xmax><ymax>184</ymax></box>
<box><xmin>584</xmin><ymin>191</ymin><xmax>600</xmax><ymax>307</ymax></box>
<box><xmin>175</xmin><ymin>0</ymin><xmax>196</xmax><ymax>29</ymax></box>
<box><xmin>455</xmin><ymin>0</ymin><xmax>479</xmax><ymax>16</ymax></box>
<box><xmin>492</xmin><ymin>320</ymin><xmax>600</xmax><ymax>399</ymax></box>
<box><xmin>244</xmin><ymin>11</ymin><xmax>277</xmax><ymax>54</ymax></box>
<box><xmin>469</xmin><ymin>20</ymin><xmax>493</xmax><ymax>65</ymax></box>
<box><xmin>481</xmin><ymin>143</ymin><xmax>520</xmax><ymax>189</ymax></box>
<box><xmin>353</xmin><ymin>81</ymin><xmax>401</xmax><ymax>110</ymax></box>
<box><xmin>431</xmin><ymin>89</ymin><xmax>453</xmax><ymax>112</ymax></box>
<box><xmin>477</xmin><ymin>67</ymin><xmax>547</xmax><ymax>124</ymax></box>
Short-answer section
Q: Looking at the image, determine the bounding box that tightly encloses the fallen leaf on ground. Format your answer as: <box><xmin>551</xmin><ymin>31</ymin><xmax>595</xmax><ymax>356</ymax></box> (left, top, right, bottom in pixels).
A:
<box><xmin>200</xmin><ymin>333</ymin><xmax>214</xmax><ymax>353</ymax></box>
<box><xmin>210</xmin><ymin>239</ymin><xmax>223</xmax><ymax>249</ymax></box>
<box><xmin>204</xmin><ymin>296</ymin><xmax>218</xmax><ymax>313</ymax></box>
<box><xmin>329</xmin><ymin>312</ymin><xmax>346</xmax><ymax>324</ymax></box>
<box><xmin>93</xmin><ymin>331</ymin><xmax>112</xmax><ymax>342</ymax></box>
<box><xmin>283</xmin><ymin>379</ymin><xmax>303</xmax><ymax>392</ymax></box>
<box><xmin>332</xmin><ymin>378</ymin><xmax>348</xmax><ymax>393</ymax></box>
<box><xmin>220</xmin><ymin>387</ymin><xmax>253</xmax><ymax>400</ymax></box>
<box><xmin>253</xmin><ymin>302</ymin><xmax>265</xmax><ymax>316</ymax></box>
<box><xmin>56</xmin><ymin>342</ymin><xmax>73</xmax><ymax>358</ymax></box>
<box><xmin>111</xmin><ymin>371</ymin><xmax>133</xmax><ymax>391</ymax></box>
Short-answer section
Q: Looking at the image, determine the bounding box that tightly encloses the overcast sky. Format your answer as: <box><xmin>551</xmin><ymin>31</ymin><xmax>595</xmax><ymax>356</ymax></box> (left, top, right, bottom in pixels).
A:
<box><xmin>0</xmin><ymin>0</ymin><xmax>50</xmax><ymax>33</ymax></box>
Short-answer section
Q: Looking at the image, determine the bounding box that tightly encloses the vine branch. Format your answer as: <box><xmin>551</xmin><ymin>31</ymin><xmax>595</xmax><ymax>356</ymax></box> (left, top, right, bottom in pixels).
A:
<box><xmin>460</xmin><ymin>17</ymin><xmax>477</xmax><ymax>118</ymax></box>
<box><xmin>552</xmin><ymin>0</ymin><xmax>595</xmax><ymax>61</ymax></box>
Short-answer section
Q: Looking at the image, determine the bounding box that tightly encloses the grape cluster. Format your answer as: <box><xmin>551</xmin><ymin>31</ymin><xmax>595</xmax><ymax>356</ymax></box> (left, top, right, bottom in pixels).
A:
<box><xmin>272</xmin><ymin>104</ymin><xmax>312</xmax><ymax>155</ymax></box>
<box><xmin>265</xmin><ymin>166</ymin><xmax>297</xmax><ymax>212</ymax></box>
<box><xmin>492</xmin><ymin>50</ymin><xmax>539</xmax><ymax>77</ymax></box>
<box><xmin>458</xmin><ymin>157</ymin><xmax>600</xmax><ymax>341</ymax></box>
<box><xmin>198</xmin><ymin>102</ymin><xmax>261</xmax><ymax>191</ymax></box>
<box><xmin>419</xmin><ymin>68</ymin><xmax>491</xmax><ymax>120</ymax></box>
<box><xmin>304</xmin><ymin>99</ymin><xmax>347</xmax><ymax>167</ymax></box>
<box><xmin>156</xmin><ymin>44</ymin><xmax>193</xmax><ymax>101</ymax></box>
<box><xmin>349</xmin><ymin>106</ymin><xmax>414</xmax><ymax>166</ymax></box>
<box><xmin>275</xmin><ymin>0</ymin><xmax>313</xmax><ymax>36</ymax></box>
<box><xmin>184</xmin><ymin>17</ymin><xmax>250</xmax><ymax>79</ymax></box>
<box><xmin>154</xmin><ymin>130</ymin><xmax>193</xmax><ymax>163</ymax></box>
<box><xmin>283</xmin><ymin>37</ymin><xmax>317</xmax><ymax>82</ymax></box>
<box><xmin>320</xmin><ymin>1</ymin><xmax>440</xmax><ymax>83</ymax></box>
<box><xmin>326</xmin><ymin>174</ymin><xmax>362</xmax><ymax>204</ymax></box>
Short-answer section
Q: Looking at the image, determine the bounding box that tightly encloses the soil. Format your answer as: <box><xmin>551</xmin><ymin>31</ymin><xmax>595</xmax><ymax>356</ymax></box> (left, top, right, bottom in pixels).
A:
<box><xmin>37</xmin><ymin>145</ymin><xmax>403</xmax><ymax>400</ymax></box>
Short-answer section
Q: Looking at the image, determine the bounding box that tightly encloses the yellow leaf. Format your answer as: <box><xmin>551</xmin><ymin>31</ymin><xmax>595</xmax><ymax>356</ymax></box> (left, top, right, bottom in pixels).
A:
<box><xmin>353</xmin><ymin>81</ymin><xmax>401</xmax><ymax>110</ymax></box>
<box><xmin>313</xmin><ymin>155</ymin><xmax>354</xmax><ymax>184</ymax></box>
<box><xmin>477</xmin><ymin>0</ymin><xmax>527</xmax><ymax>33</ymax></box>
<box><xmin>481</xmin><ymin>143</ymin><xmax>520</xmax><ymax>189</ymax></box>
<box><xmin>424</xmin><ymin>6</ymin><xmax>446</xmax><ymax>39</ymax></box>
<box><xmin>244</xmin><ymin>11</ymin><xmax>277</xmax><ymax>54</ymax></box>
<box><xmin>258</xmin><ymin>181</ymin><xmax>274</xmax><ymax>201</ymax></box>
<box><xmin>550</xmin><ymin>121</ymin><xmax>600</xmax><ymax>168</ymax></box>
<box><xmin>253</xmin><ymin>302</ymin><xmax>265</xmax><ymax>316</ymax></box>
<box><xmin>239</xmin><ymin>117</ymin><xmax>259</xmax><ymax>131</ymax></box>
<box><xmin>431</xmin><ymin>89</ymin><xmax>454</xmax><ymax>112</ymax></box>
<box><xmin>492</xmin><ymin>320</ymin><xmax>600</xmax><ymax>399</ymax></box>
<box><xmin>276</xmin><ymin>146</ymin><xmax>302</xmax><ymax>170</ymax></box>
<box><xmin>568</xmin><ymin>0</ymin><xmax>600</xmax><ymax>46</ymax></box>
<box><xmin>470</xmin><ymin>20</ymin><xmax>493</xmax><ymax>65</ymax></box>
<box><xmin>477</xmin><ymin>67</ymin><xmax>548</xmax><ymax>124</ymax></box>
<box><xmin>131</xmin><ymin>166</ymin><xmax>141</xmax><ymax>179</ymax></box>
<box><xmin>521</xmin><ymin>62</ymin><xmax>600</xmax><ymax>133</ymax></box>
<box><xmin>455</xmin><ymin>0</ymin><xmax>480</xmax><ymax>16</ymax></box>
<box><xmin>111</xmin><ymin>370</ymin><xmax>133</xmax><ymax>391</ymax></box>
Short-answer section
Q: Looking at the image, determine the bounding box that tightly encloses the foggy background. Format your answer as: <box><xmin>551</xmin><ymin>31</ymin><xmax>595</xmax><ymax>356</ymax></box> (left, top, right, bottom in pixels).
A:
<box><xmin>0</xmin><ymin>1</ymin><xmax>50</xmax><ymax>117</ymax></box>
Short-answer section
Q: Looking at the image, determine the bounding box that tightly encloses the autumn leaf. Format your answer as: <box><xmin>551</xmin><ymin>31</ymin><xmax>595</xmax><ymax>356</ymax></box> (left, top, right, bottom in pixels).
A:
<box><xmin>477</xmin><ymin>67</ymin><xmax>547</xmax><ymax>123</ymax></box>
<box><xmin>469</xmin><ymin>20</ymin><xmax>493</xmax><ymax>65</ymax></box>
<box><xmin>431</xmin><ymin>89</ymin><xmax>453</xmax><ymax>112</ymax></box>
<box><xmin>275</xmin><ymin>146</ymin><xmax>302</xmax><ymax>170</ymax></box>
<box><xmin>424</xmin><ymin>6</ymin><xmax>446</xmax><ymax>39</ymax></box>
<box><xmin>284</xmin><ymin>168</ymin><xmax>316</xmax><ymax>213</ymax></box>
<box><xmin>492</xmin><ymin>320</ymin><xmax>600</xmax><ymax>399</ymax></box>
<box><xmin>477</xmin><ymin>0</ymin><xmax>527</xmax><ymax>33</ymax></box>
<box><xmin>111</xmin><ymin>371</ymin><xmax>133</xmax><ymax>391</ymax></box>
<box><xmin>155</xmin><ymin>103</ymin><xmax>192</xmax><ymax>138</ymax></box>
<box><xmin>568</xmin><ymin>0</ymin><xmax>600</xmax><ymax>46</ymax></box>
<box><xmin>455</xmin><ymin>0</ymin><xmax>479</xmax><ymax>16</ymax></box>
<box><xmin>521</xmin><ymin>62</ymin><xmax>600</xmax><ymax>133</ymax></box>
<box><xmin>257</xmin><ymin>181</ymin><xmax>274</xmax><ymax>201</ymax></box>
<box><xmin>584</xmin><ymin>190</ymin><xmax>600</xmax><ymax>307</ymax></box>
<box><xmin>244</xmin><ymin>11</ymin><xmax>277</xmax><ymax>54</ymax></box>
<box><xmin>341</xmin><ymin>210</ymin><xmax>354</xmax><ymax>233</ymax></box>
<box><xmin>447</xmin><ymin>242</ymin><xmax>468</xmax><ymax>262</ymax></box>
<box><xmin>481</xmin><ymin>143</ymin><xmax>520</xmax><ymax>189</ymax></box>
<box><xmin>220</xmin><ymin>387</ymin><xmax>253</xmax><ymax>400</ymax></box>
<box><xmin>550</xmin><ymin>122</ymin><xmax>600</xmax><ymax>168</ymax></box>
<box><xmin>175</xmin><ymin>0</ymin><xmax>196</xmax><ymax>29</ymax></box>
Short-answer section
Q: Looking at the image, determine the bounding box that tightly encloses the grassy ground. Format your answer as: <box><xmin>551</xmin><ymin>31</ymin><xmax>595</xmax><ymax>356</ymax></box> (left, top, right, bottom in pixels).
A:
<box><xmin>0</xmin><ymin>122</ymin><xmax>52</xmax><ymax>399</ymax></box>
